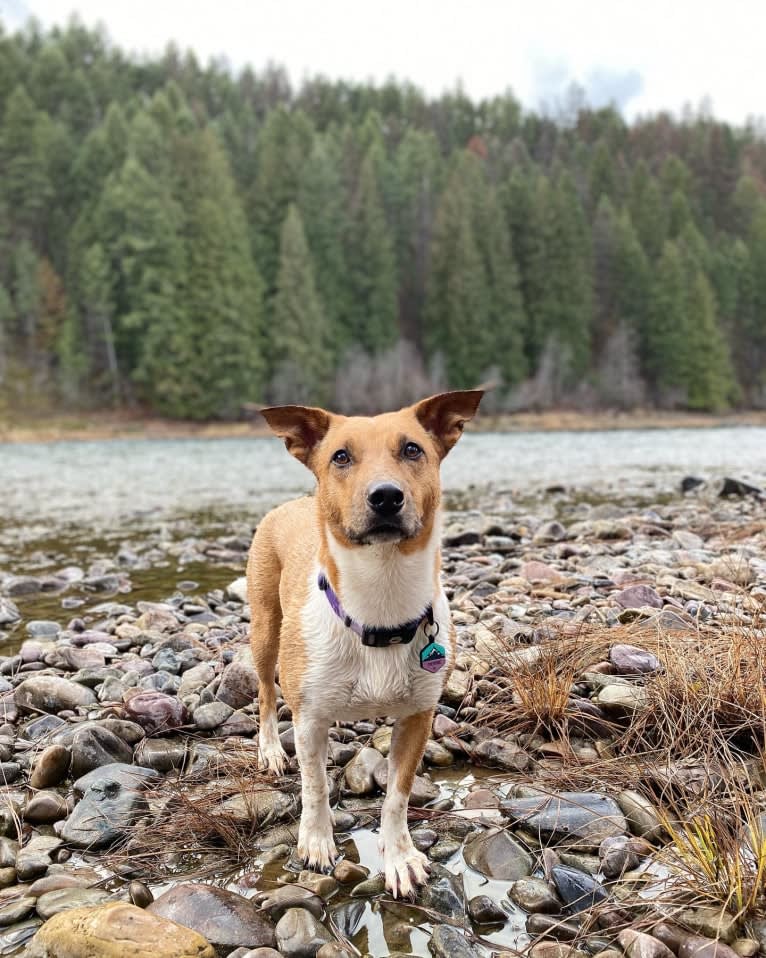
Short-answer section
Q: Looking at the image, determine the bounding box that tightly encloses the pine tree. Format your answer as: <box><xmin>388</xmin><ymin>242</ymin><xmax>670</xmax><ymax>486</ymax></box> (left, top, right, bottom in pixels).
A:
<box><xmin>297</xmin><ymin>134</ymin><xmax>352</xmax><ymax>349</ymax></box>
<box><xmin>0</xmin><ymin>85</ymin><xmax>53</xmax><ymax>241</ymax></box>
<box><xmin>79</xmin><ymin>243</ymin><xmax>120</xmax><ymax>403</ymax></box>
<box><xmin>345</xmin><ymin>144</ymin><xmax>398</xmax><ymax>354</ymax></box>
<box><xmin>646</xmin><ymin>241</ymin><xmax>688</xmax><ymax>399</ymax></box>
<box><xmin>270</xmin><ymin>204</ymin><xmax>332</xmax><ymax>404</ymax></box>
<box><xmin>683</xmin><ymin>270</ymin><xmax>736</xmax><ymax>411</ymax></box>
<box><xmin>138</xmin><ymin>126</ymin><xmax>265</xmax><ymax>418</ymax></box>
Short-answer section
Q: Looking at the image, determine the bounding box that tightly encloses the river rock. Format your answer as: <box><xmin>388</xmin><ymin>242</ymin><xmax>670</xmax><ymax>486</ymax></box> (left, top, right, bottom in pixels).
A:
<box><xmin>500</xmin><ymin>792</ymin><xmax>627</xmax><ymax>848</ymax></box>
<box><xmin>15</xmin><ymin>676</ymin><xmax>97</xmax><ymax>713</ymax></box>
<box><xmin>551</xmin><ymin>864</ymin><xmax>608</xmax><ymax>913</ymax></box>
<box><xmin>595</xmin><ymin>684</ymin><xmax>648</xmax><ymax>711</ymax></box>
<box><xmin>421</xmin><ymin>864</ymin><xmax>464</xmax><ymax>918</ymax></box>
<box><xmin>429</xmin><ymin>924</ymin><xmax>482</xmax><ymax>958</ymax></box>
<box><xmin>216</xmin><ymin>647</ymin><xmax>258</xmax><ymax>709</ymax></box>
<box><xmin>468</xmin><ymin>894</ymin><xmax>506</xmax><ymax>924</ymax></box>
<box><xmin>149</xmin><ymin>884</ymin><xmax>276</xmax><ymax>954</ymax></box>
<box><xmin>135</xmin><ymin>738</ymin><xmax>187</xmax><ymax>771</ymax></box>
<box><xmin>609</xmin><ymin>643</ymin><xmax>660</xmax><ymax>674</ymax></box>
<box><xmin>26</xmin><ymin>901</ymin><xmax>216</xmax><ymax>958</ymax></box>
<box><xmin>678</xmin><ymin>935</ymin><xmax>741</xmax><ymax>958</ymax></box>
<box><xmin>24</xmin><ymin>791</ymin><xmax>68</xmax><ymax>824</ymax></box>
<box><xmin>619</xmin><ymin>930</ymin><xmax>676</xmax><ymax>958</ymax></box>
<box><xmin>676</xmin><ymin>907</ymin><xmax>737</xmax><ymax>944</ymax></box>
<box><xmin>343</xmin><ymin>747</ymin><xmax>383</xmax><ymax>795</ymax></box>
<box><xmin>371</xmin><ymin>760</ymin><xmax>440</xmax><ymax>805</ymax></box>
<box><xmin>73</xmin><ymin>762</ymin><xmax>159</xmax><ymax>797</ymax></box>
<box><xmin>275</xmin><ymin>907</ymin><xmax>332</xmax><ymax>957</ymax></box>
<box><xmin>61</xmin><ymin>775</ymin><xmax>148</xmax><ymax>848</ymax></box>
<box><xmin>471</xmin><ymin>737</ymin><xmax>530</xmax><ymax>772</ymax></box>
<box><xmin>30</xmin><ymin>744</ymin><xmax>71</xmax><ymax>789</ymax></box>
<box><xmin>508</xmin><ymin>878</ymin><xmax>563</xmax><ymax>914</ymax></box>
<box><xmin>464</xmin><ymin>827</ymin><xmax>533</xmax><ymax>880</ymax></box>
<box><xmin>255</xmin><ymin>885</ymin><xmax>324</xmax><ymax>921</ymax></box>
<box><xmin>193</xmin><ymin>701</ymin><xmax>234</xmax><ymax>730</ymax></box>
<box><xmin>0</xmin><ymin>895</ymin><xmax>36</xmax><ymax>925</ymax></box>
<box><xmin>613</xmin><ymin>586</ymin><xmax>663</xmax><ymax>611</ymax></box>
<box><xmin>36</xmin><ymin>887</ymin><xmax>112</xmax><ymax>920</ymax></box>
<box><xmin>600</xmin><ymin>836</ymin><xmax>640</xmax><ymax>877</ymax></box>
<box><xmin>125</xmin><ymin>691</ymin><xmax>189</xmax><ymax>733</ymax></box>
<box><xmin>70</xmin><ymin>725</ymin><xmax>134</xmax><ymax>776</ymax></box>
<box><xmin>0</xmin><ymin>599</ymin><xmax>20</xmax><ymax>626</ymax></box>
<box><xmin>616</xmin><ymin>790</ymin><xmax>664</xmax><ymax>840</ymax></box>
<box><xmin>16</xmin><ymin>835</ymin><xmax>63</xmax><ymax>881</ymax></box>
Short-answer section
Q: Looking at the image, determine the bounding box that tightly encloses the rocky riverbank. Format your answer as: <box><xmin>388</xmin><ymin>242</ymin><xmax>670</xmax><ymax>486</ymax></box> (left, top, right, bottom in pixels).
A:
<box><xmin>0</xmin><ymin>475</ymin><xmax>764</xmax><ymax>957</ymax></box>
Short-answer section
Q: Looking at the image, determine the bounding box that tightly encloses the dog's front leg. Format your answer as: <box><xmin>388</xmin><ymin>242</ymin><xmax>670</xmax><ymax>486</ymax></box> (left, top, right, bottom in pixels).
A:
<box><xmin>294</xmin><ymin>715</ymin><xmax>337</xmax><ymax>873</ymax></box>
<box><xmin>380</xmin><ymin>709</ymin><xmax>434</xmax><ymax>898</ymax></box>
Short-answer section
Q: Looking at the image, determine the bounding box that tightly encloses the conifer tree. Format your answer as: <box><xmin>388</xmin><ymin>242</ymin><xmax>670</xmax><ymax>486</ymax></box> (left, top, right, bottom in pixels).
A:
<box><xmin>345</xmin><ymin>144</ymin><xmax>398</xmax><ymax>353</ymax></box>
<box><xmin>271</xmin><ymin>204</ymin><xmax>332</xmax><ymax>403</ymax></box>
<box><xmin>0</xmin><ymin>85</ymin><xmax>53</xmax><ymax>241</ymax></box>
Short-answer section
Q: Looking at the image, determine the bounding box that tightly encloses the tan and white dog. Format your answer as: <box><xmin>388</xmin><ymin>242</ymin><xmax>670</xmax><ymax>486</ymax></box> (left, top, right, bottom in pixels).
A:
<box><xmin>247</xmin><ymin>390</ymin><xmax>483</xmax><ymax>898</ymax></box>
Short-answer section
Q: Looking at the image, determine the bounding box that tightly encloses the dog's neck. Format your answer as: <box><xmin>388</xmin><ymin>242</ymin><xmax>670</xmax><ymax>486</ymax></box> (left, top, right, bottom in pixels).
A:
<box><xmin>322</xmin><ymin>513</ymin><xmax>441</xmax><ymax>628</ymax></box>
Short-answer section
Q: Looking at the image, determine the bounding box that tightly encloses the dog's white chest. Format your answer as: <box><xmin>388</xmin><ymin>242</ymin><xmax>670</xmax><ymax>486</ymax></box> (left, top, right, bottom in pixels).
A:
<box><xmin>298</xmin><ymin>578</ymin><xmax>449</xmax><ymax>721</ymax></box>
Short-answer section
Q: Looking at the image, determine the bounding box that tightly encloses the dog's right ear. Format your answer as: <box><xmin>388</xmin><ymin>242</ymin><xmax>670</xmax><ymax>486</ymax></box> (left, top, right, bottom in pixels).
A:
<box><xmin>260</xmin><ymin>405</ymin><xmax>332</xmax><ymax>468</ymax></box>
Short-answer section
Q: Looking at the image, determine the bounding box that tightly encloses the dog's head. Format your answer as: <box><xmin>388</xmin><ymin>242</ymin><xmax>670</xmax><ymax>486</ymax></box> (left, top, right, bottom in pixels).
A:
<box><xmin>261</xmin><ymin>391</ymin><xmax>484</xmax><ymax>548</ymax></box>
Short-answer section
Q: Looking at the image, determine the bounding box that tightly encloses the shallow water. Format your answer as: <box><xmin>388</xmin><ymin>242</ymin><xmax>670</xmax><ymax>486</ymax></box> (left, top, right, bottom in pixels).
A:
<box><xmin>3</xmin><ymin>427</ymin><xmax>765</xmax><ymax>534</ymax></box>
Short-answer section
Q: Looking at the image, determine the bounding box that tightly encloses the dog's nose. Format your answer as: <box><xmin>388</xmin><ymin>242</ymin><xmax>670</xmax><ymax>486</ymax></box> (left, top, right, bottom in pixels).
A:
<box><xmin>367</xmin><ymin>482</ymin><xmax>405</xmax><ymax>517</ymax></box>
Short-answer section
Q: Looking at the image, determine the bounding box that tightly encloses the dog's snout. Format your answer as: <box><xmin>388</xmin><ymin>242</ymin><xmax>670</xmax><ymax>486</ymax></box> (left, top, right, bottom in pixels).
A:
<box><xmin>367</xmin><ymin>482</ymin><xmax>405</xmax><ymax>517</ymax></box>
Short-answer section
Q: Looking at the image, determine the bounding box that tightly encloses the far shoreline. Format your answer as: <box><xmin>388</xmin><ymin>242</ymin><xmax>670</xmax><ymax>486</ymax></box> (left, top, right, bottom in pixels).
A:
<box><xmin>3</xmin><ymin>408</ymin><xmax>766</xmax><ymax>444</ymax></box>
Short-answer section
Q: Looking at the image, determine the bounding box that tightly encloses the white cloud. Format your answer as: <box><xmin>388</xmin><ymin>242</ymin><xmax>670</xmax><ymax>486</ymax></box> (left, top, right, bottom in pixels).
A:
<box><xmin>5</xmin><ymin>0</ymin><xmax>766</xmax><ymax>125</ymax></box>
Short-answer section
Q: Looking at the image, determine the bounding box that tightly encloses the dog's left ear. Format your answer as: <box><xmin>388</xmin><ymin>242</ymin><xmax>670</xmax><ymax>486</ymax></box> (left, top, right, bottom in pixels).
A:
<box><xmin>260</xmin><ymin>405</ymin><xmax>332</xmax><ymax>468</ymax></box>
<box><xmin>413</xmin><ymin>389</ymin><xmax>484</xmax><ymax>459</ymax></box>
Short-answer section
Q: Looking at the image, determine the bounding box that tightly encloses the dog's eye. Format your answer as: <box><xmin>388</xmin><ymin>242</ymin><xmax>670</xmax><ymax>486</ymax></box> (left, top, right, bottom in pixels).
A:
<box><xmin>331</xmin><ymin>449</ymin><xmax>351</xmax><ymax>466</ymax></box>
<box><xmin>403</xmin><ymin>441</ymin><xmax>423</xmax><ymax>460</ymax></box>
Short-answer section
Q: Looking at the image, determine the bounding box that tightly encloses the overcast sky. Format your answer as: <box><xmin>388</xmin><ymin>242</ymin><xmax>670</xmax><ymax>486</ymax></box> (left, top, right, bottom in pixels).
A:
<box><xmin>1</xmin><ymin>0</ymin><xmax>764</xmax><ymax>125</ymax></box>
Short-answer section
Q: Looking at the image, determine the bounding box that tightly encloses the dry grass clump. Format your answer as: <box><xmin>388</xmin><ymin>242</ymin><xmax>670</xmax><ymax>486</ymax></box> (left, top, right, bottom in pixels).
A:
<box><xmin>108</xmin><ymin>739</ymin><xmax>300</xmax><ymax>883</ymax></box>
<box><xmin>480</xmin><ymin>626</ymin><xmax>617</xmax><ymax>742</ymax></box>
<box><xmin>623</xmin><ymin>625</ymin><xmax>766</xmax><ymax>760</ymax></box>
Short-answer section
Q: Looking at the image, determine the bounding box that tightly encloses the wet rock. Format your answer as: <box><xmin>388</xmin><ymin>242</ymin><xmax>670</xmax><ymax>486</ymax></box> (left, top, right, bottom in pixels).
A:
<box><xmin>468</xmin><ymin>894</ymin><xmax>506</xmax><ymax>924</ymax></box>
<box><xmin>3</xmin><ymin>576</ymin><xmax>41</xmax><ymax>597</ymax></box>
<box><xmin>534</xmin><ymin>520</ymin><xmax>567</xmax><ymax>543</ymax></box>
<box><xmin>350</xmin><ymin>874</ymin><xmax>386</xmax><ymax>897</ymax></box>
<box><xmin>16</xmin><ymin>835</ymin><xmax>63</xmax><ymax>881</ymax></box>
<box><xmin>125</xmin><ymin>691</ymin><xmax>189</xmax><ymax>733</ymax></box>
<box><xmin>218</xmin><ymin>788</ymin><xmax>298</xmax><ymax>828</ymax></box>
<box><xmin>0</xmin><ymin>839</ymin><xmax>17</xmax><ymax>868</ymax></box>
<box><xmin>616</xmin><ymin>790</ymin><xmax>664</xmax><ymax>841</ymax></box>
<box><xmin>0</xmin><ymin>599</ymin><xmax>20</xmax><ymax>626</ymax></box>
<box><xmin>316</xmin><ymin>945</ymin><xmax>354</xmax><ymax>958</ymax></box>
<box><xmin>71</xmin><ymin>725</ymin><xmax>134</xmax><ymax>776</ymax></box>
<box><xmin>429</xmin><ymin>924</ymin><xmax>482</xmax><ymax>958</ymax></box>
<box><xmin>26</xmin><ymin>901</ymin><xmax>216</xmax><ymax>958</ymax></box>
<box><xmin>15</xmin><ymin>676</ymin><xmax>97</xmax><ymax>713</ymax></box>
<box><xmin>371</xmin><ymin>760</ymin><xmax>440</xmax><ymax>805</ymax></box>
<box><xmin>24</xmin><ymin>791</ymin><xmax>68</xmax><ymax>824</ymax></box>
<box><xmin>618</xmin><ymin>930</ymin><xmax>676</xmax><ymax>958</ymax></box>
<box><xmin>275</xmin><ymin>907</ymin><xmax>332</xmax><ymax>957</ymax></box>
<box><xmin>216</xmin><ymin>647</ymin><xmax>258</xmax><ymax>709</ymax></box>
<box><xmin>73</xmin><ymin>762</ymin><xmax>159</xmax><ymax>797</ymax></box>
<box><xmin>27</xmin><ymin>620</ymin><xmax>61</xmax><ymax>638</ymax></box>
<box><xmin>609</xmin><ymin>643</ymin><xmax>660</xmax><ymax>675</ymax></box>
<box><xmin>0</xmin><ymin>762</ymin><xmax>20</xmax><ymax>783</ymax></box>
<box><xmin>36</xmin><ymin>886</ymin><xmax>112</xmax><ymax>919</ymax></box>
<box><xmin>30</xmin><ymin>744</ymin><xmax>71</xmax><ymax>789</ymax></box>
<box><xmin>551</xmin><ymin>865</ymin><xmax>608</xmax><ymax>914</ymax></box>
<box><xmin>0</xmin><ymin>895</ymin><xmax>36</xmax><ymax>925</ymax></box>
<box><xmin>0</xmin><ymin>918</ymin><xmax>41</xmax><ymax>953</ymax></box>
<box><xmin>464</xmin><ymin>827</ymin><xmax>533</xmax><ymax>880</ymax></box>
<box><xmin>333</xmin><ymin>860</ymin><xmax>368</xmax><ymax>885</ymax></box>
<box><xmin>255</xmin><ymin>885</ymin><xmax>324</xmax><ymax>921</ymax></box>
<box><xmin>424</xmin><ymin>740</ymin><xmax>454</xmax><ymax>767</ymax></box>
<box><xmin>343</xmin><ymin>747</ymin><xmax>384</xmax><ymax>795</ymax></box>
<box><xmin>501</xmin><ymin>792</ymin><xmax>627</xmax><ymax>849</ymax></box>
<box><xmin>149</xmin><ymin>884</ymin><xmax>276</xmax><ymax>955</ymax></box>
<box><xmin>599</xmin><ymin>836</ymin><xmax>640</xmax><ymax>878</ymax></box>
<box><xmin>508</xmin><ymin>878</ymin><xmax>562</xmax><ymax>914</ymax></box>
<box><xmin>526</xmin><ymin>913</ymin><xmax>581</xmax><ymax>940</ymax></box>
<box><xmin>681</xmin><ymin>476</ymin><xmax>705</xmax><ymax>493</ymax></box>
<box><xmin>61</xmin><ymin>775</ymin><xmax>148</xmax><ymax>849</ymax></box>
<box><xmin>471</xmin><ymin>737</ymin><xmax>530</xmax><ymax>772</ymax></box>
<box><xmin>421</xmin><ymin>864</ymin><xmax>464</xmax><ymax>918</ymax></box>
<box><xmin>529</xmin><ymin>944</ymin><xmax>584</xmax><ymax>958</ymax></box>
<box><xmin>129</xmin><ymin>881</ymin><xmax>154</xmax><ymax>908</ymax></box>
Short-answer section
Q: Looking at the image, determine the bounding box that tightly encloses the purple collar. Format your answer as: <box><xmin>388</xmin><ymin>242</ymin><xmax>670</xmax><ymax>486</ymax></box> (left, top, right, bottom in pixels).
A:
<box><xmin>317</xmin><ymin>572</ymin><xmax>434</xmax><ymax>648</ymax></box>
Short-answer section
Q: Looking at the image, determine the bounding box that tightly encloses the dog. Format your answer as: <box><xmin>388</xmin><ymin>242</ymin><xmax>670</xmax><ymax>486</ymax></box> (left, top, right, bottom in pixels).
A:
<box><xmin>247</xmin><ymin>389</ymin><xmax>484</xmax><ymax>898</ymax></box>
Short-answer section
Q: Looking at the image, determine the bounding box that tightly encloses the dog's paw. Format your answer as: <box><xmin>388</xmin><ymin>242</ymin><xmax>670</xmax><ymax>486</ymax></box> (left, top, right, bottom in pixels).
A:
<box><xmin>383</xmin><ymin>845</ymin><xmax>430</xmax><ymax>899</ymax></box>
<box><xmin>258</xmin><ymin>741</ymin><xmax>288</xmax><ymax>776</ymax></box>
<box><xmin>297</xmin><ymin>829</ymin><xmax>338</xmax><ymax>874</ymax></box>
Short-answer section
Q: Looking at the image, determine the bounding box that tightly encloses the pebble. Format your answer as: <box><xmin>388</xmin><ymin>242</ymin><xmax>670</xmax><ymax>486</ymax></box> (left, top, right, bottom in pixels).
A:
<box><xmin>275</xmin><ymin>907</ymin><xmax>332</xmax><ymax>957</ymax></box>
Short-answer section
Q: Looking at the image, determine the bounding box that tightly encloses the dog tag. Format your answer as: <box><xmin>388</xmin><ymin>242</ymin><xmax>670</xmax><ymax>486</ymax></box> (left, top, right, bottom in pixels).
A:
<box><xmin>420</xmin><ymin>641</ymin><xmax>446</xmax><ymax>673</ymax></box>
